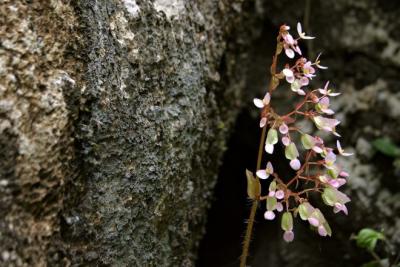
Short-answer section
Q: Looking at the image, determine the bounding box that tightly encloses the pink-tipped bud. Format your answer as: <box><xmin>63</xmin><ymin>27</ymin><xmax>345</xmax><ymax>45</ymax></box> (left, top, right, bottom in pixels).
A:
<box><xmin>264</xmin><ymin>211</ymin><xmax>276</xmax><ymax>220</ymax></box>
<box><xmin>283</xmin><ymin>230</ymin><xmax>294</xmax><ymax>242</ymax></box>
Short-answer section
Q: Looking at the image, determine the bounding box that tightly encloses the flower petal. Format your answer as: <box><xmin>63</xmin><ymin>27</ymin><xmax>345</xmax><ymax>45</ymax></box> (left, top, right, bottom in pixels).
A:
<box><xmin>289</xmin><ymin>159</ymin><xmax>301</xmax><ymax>170</ymax></box>
<box><xmin>279</xmin><ymin>123</ymin><xmax>289</xmax><ymax>134</ymax></box>
<box><xmin>259</xmin><ymin>117</ymin><xmax>267</xmax><ymax>128</ymax></box>
<box><xmin>282</xmin><ymin>68</ymin><xmax>294</xmax><ymax>77</ymax></box>
<box><xmin>275</xmin><ymin>190</ymin><xmax>285</xmax><ymax>199</ymax></box>
<box><xmin>253</xmin><ymin>98</ymin><xmax>264</xmax><ymax>108</ymax></box>
<box><xmin>265</xmin><ymin>143</ymin><xmax>274</xmax><ymax>154</ymax></box>
<box><xmin>276</xmin><ymin>202</ymin><xmax>283</xmax><ymax>212</ymax></box>
<box><xmin>297</xmin><ymin>22</ymin><xmax>303</xmax><ymax>36</ymax></box>
<box><xmin>263</xmin><ymin>92</ymin><xmax>271</xmax><ymax>105</ymax></box>
<box><xmin>283</xmin><ymin>230</ymin><xmax>294</xmax><ymax>242</ymax></box>
<box><xmin>256</xmin><ymin>170</ymin><xmax>269</xmax><ymax>179</ymax></box>
<box><xmin>285</xmin><ymin>48</ymin><xmax>295</xmax><ymax>58</ymax></box>
<box><xmin>308</xmin><ymin>217</ymin><xmax>319</xmax><ymax>227</ymax></box>
<box><xmin>318</xmin><ymin>225</ymin><xmax>328</xmax><ymax>236</ymax></box>
<box><xmin>264</xmin><ymin>210</ymin><xmax>276</xmax><ymax>220</ymax></box>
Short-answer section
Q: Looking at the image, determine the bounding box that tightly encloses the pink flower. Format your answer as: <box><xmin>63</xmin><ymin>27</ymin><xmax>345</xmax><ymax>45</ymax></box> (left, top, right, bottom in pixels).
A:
<box><xmin>324</xmin><ymin>149</ymin><xmax>337</xmax><ymax>168</ymax></box>
<box><xmin>337</xmin><ymin>140</ymin><xmax>353</xmax><ymax>156</ymax></box>
<box><xmin>282</xmin><ymin>136</ymin><xmax>290</xmax><ymax>146</ymax></box>
<box><xmin>283</xmin><ymin>68</ymin><xmax>295</xmax><ymax>83</ymax></box>
<box><xmin>264</xmin><ymin>210</ymin><xmax>276</xmax><ymax>220</ymax></box>
<box><xmin>283</xmin><ymin>231</ymin><xmax>294</xmax><ymax>242</ymax></box>
<box><xmin>279</xmin><ymin>123</ymin><xmax>289</xmax><ymax>134</ymax></box>
<box><xmin>333</xmin><ymin>203</ymin><xmax>348</xmax><ymax>215</ymax></box>
<box><xmin>318</xmin><ymin>225</ymin><xmax>328</xmax><ymax>236</ymax></box>
<box><xmin>318</xmin><ymin>81</ymin><xmax>340</xmax><ymax>97</ymax></box>
<box><xmin>297</xmin><ymin>22</ymin><xmax>315</xmax><ymax>40</ymax></box>
<box><xmin>275</xmin><ymin>190</ymin><xmax>285</xmax><ymax>199</ymax></box>
<box><xmin>259</xmin><ymin>117</ymin><xmax>267</xmax><ymax>128</ymax></box>
<box><xmin>276</xmin><ymin>202</ymin><xmax>283</xmax><ymax>212</ymax></box>
<box><xmin>290</xmin><ymin>159</ymin><xmax>301</xmax><ymax>170</ymax></box>
<box><xmin>284</xmin><ymin>44</ymin><xmax>295</xmax><ymax>58</ymax></box>
<box><xmin>308</xmin><ymin>217</ymin><xmax>319</xmax><ymax>227</ymax></box>
<box><xmin>311</xmin><ymin>136</ymin><xmax>324</xmax><ymax>153</ymax></box>
<box><xmin>291</xmin><ymin>79</ymin><xmax>306</xmax><ymax>95</ymax></box>
<box><xmin>300</xmin><ymin>77</ymin><xmax>309</xmax><ymax>86</ymax></box>
<box><xmin>256</xmin><ymin>161</ymin><xmax>274</xmax><ymax>179</ymax></box>
<box><xmin>302</xmin><ymin>61</ymin><xmax>316</xmax><ymax>78</ymax></box>
<box><xmin>313</xmin><ymin>116</ymin><xmax>341</xmax><ymax>136</ymax></box>
<box><xmin>328</xmin><ymin>178</ymin><xmax>347</xmax><ymax>188</ymax></box>
<box><xmin>254</xmin><ymin>92</ymin><xmax>271</xmax><ymax>108</ymax></box>
<box><xmin>281</xmin><ymin>28</ymin><xmax>302</xmax><ymax>58</ymax></box>
<box><xmin>317</xmin><ymin>97</ymin><xmax>335</xmax><ymax>115</ymax></box>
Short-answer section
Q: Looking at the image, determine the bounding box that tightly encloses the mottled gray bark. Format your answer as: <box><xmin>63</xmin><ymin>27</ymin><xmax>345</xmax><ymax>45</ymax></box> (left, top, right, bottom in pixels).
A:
<box><xmin>0</xmin><ymin>0</ymin><xmax>261</xmax><ymax>266</ymax></box>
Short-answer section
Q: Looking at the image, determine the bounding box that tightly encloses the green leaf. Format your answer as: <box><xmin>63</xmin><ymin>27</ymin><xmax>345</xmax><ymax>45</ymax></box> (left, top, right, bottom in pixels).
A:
<box><xmin>281</xmin><ymin>212</ymin><xmax>293</xmax><ymax>231</ymax></box>
<box><xmin>285</xmin><ymin>142</ymin><xmax>299</xmax><ymax>160</ymax></box>
<box><xmin>298</xmin><ymin>202</ymin><xmax>313</xmax><ymax>220</ymax></box>
<box><xmin>246</xmin><ymin>169</ymin><xmax>260</xmax><ymax>200</ymax></box>
<box><xmin>322</xmin><ymin>221</ymin><xmax>332</xmax><ymax>236</ymax></box>
<box><xmin>322</xmin><ymin>188</ymin><xmax>337</xmax><ymax>206</ymax></box>
<box><xmin>269</xmin><ymin>180</ymin><xmax>277</xmax><ymax>192</ymax></box>
<box><xmin>266</xmin><ymin>196</ymin><xmax>277</xmax><ymax>211</ymax></box>
<box><xmin>266</xmin><ymin>128</ymin><xmax>278</xmax><ymax>145</ymax></box>
<box><xmin>355</xmin><ymin>228</ymin><xmax>385</xmax><ymax>252</ymax></box>
<box><xmin>372</xmin><ymin>138</ymin><xmax>400</xmax><ymax>157</ymax></box>
<box><xmin>301</xmin><ymin>134</ymin><xmax>315</xmax><ymax>149</ymax></box>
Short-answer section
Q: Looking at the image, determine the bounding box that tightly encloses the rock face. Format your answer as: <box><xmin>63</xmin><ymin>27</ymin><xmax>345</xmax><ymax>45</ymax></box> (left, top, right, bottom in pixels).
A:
<box><xmin>0</xmin><ymin>0</ymin><xmax>261</xmax><ymax>266</ymax></box>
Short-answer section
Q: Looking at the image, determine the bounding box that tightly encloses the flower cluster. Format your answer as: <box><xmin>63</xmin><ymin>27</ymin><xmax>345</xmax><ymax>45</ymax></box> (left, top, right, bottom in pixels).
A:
<box><xmin>248</xmin><ymin>23</ymin><xmax>352</xmax><ymax>243</ymax></box>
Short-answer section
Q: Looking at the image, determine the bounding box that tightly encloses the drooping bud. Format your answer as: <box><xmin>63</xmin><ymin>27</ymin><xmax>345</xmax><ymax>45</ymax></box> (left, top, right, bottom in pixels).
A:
<box><xmin>281</xmin><ymin>212</ymin><xmax>293</xmax><ymax>232</ymax></box>
<box><xmin>285</xmin><ymin>142</ymin><xmax>299</xmax><ymax>160</ymax></box>
<box><xmin>265</xmin><ymin>128</ymin><xmax>278</xmax><ymax>154</ymax></box>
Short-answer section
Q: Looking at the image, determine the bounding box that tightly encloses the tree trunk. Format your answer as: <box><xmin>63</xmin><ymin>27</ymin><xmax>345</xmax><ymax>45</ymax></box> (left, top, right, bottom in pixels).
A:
<box><xmin>0</xmin><ymin>1</ymin><xmax>261</xmax><ymax>266</ymax></box>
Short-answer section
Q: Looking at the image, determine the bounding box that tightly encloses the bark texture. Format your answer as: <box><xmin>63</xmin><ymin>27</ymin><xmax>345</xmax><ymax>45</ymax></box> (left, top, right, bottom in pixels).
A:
<box><xmin>0</xmin><ymin>0</ymin><xmax>260</xmax><ymax>266</ymax></box>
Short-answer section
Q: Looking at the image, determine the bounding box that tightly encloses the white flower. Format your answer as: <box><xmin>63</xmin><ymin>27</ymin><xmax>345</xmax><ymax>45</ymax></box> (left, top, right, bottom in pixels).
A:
<box><xmin>337</xmin><ymin>140</ymin><xmax>354</xmax><ymax>156</ymax></box>
<box><xmin>253</xmin><ymin>92</ymin><xmax>271</xmax><ymax>108</ymax></box>
<box><xmin>297</xmin><ymin>22</ymin><xmax>315</xmax><ymax>40</ymax></box>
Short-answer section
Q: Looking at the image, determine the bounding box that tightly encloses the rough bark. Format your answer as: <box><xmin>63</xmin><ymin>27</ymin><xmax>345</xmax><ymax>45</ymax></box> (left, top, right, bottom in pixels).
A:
<box><xmin>0</xmin><ymin>0</ymin><xmax>261</xmax><ymax>266</ymax></box>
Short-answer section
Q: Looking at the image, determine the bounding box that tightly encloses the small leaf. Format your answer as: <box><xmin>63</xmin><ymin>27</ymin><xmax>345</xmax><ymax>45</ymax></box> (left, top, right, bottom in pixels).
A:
<box><xmin>246</xmin><ymin>169</ymin><xmax>260</xmax><ymax>200</ymax></box>
<box><xmin>301</xmin><ymin>134</ymin><xmax>315</xmax><ymax>149</ymax></box>
<box><xmin>269</xmin><ymin>180</ymin><xmax>277</xmax><ymax>192</ymax></box>
<box><xmin>281</xmin><ymin>212</ymin><xmax>293</xmax><ymax>231</ymax></box>
<box><xmin>285</xmin><ymin>143</ymin><xmax>299</xmax><ymax>160</ymax></box>
<box><xmin>322</xmin><ymin>187</ymin><xmax>337</xmax><ymax>206</ymax></box>
<box><xmin>266</xmin><ymin>196</ymin><xmax>277</xmax><ymax>211</ymax></box>
<box><xmin>355</xmin><ymin>228</ymin><xmax>385</xmax><ymax>252</ymax></box>
<box><xmin>266</xmin><ymin>128</ymin><xmax>278</xmax><ymax>145</ymax></box>
<box><xmin>298</xmin><ymin>203</ymin><xmax>313</xmax><ymax>220</ymax></box>
<box><xmin>322</xmin><ymin>221</ymin><xmax>332</xmax><ymax>236</ymax></box>
<box><xmin>372</xmin><ymin>138</ymin><xmax>400</xmax><ymax>157</ymax></box>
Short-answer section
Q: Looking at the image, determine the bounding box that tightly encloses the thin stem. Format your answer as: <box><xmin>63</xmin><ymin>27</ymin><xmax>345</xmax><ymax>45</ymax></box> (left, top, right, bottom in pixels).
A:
<box><xmin>239</xmin><ymin>126</ymin><xmax>266</xmax><ymax>267</ymax></box>
<box><xmin>240</xmin><ymin>37</ymin><xmax>281</xmax><ymax>267</ymax></box>
<box><xmin>370</xmin><ymin>251</ymin><xmax>384</xmax><ymax>267</ymax></box>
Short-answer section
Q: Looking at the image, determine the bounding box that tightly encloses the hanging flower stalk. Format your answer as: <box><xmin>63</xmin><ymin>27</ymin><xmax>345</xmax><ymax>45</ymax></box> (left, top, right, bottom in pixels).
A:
<box><xmin>241</xmin><ymin>23</ymin><xmax>352</xmax><ymax>266</ymax></box>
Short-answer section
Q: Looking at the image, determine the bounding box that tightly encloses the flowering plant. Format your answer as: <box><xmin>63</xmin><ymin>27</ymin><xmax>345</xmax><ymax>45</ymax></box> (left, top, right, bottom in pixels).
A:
<box><xmin>241</xmin><ymin>23</ymin><xmax>352</xmax><ymax>266</ymax></box>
